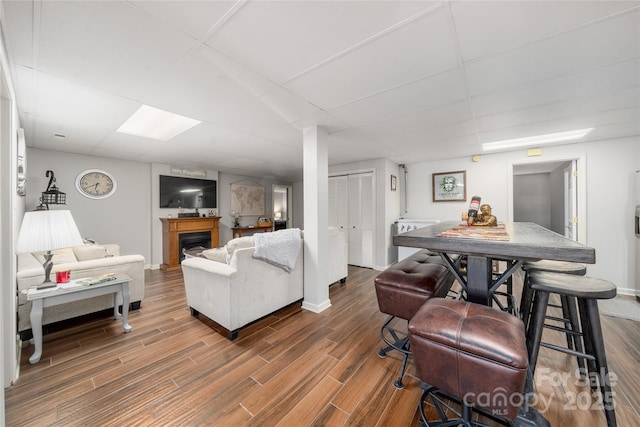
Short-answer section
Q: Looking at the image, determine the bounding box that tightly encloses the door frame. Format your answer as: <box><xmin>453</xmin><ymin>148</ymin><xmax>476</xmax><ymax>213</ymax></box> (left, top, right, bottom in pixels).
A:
<box><xmin>272</xmin><ymin>184</ymin><xmax>293</xmax><ymax>227</ymax></box>
<box><xmin>507</xmin><ymin>153</ymin><xmax>587</xmax><ymax>245</ymax></box>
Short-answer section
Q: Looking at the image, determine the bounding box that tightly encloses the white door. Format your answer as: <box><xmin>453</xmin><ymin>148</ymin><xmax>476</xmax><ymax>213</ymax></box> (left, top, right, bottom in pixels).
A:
<box><xmin>328</xmin><ymin>176</ymin><xmax>348</xmax><ymax>230</ymax></box>
<box><xmin>348</xmin><ymin>173</ymin><xmax>374</xmax><ymax>268</ymax></box>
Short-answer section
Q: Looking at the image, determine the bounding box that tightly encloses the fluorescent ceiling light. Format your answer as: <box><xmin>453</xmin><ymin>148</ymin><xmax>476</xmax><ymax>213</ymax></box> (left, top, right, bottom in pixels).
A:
<box><xmin>117</xmin><ymin>105</ymin><xmax>201</xmax><ymax>141</ymax></box>
<box><xmin>482</xmin><ymin>128</ymin><xmax>593</xmax><ymax>152</ymax></box>
<box><xmin>180</xmin><ymin>189</ymin><xmax>201</xmax><ymax>193</ymax></box>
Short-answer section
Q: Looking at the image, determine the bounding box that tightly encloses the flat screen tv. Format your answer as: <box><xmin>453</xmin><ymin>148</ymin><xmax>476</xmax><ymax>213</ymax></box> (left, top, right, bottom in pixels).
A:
<box><xmin>159</xmin><ymin>175</ymin><xmax>217</xmax><ymax>209</ymax></box>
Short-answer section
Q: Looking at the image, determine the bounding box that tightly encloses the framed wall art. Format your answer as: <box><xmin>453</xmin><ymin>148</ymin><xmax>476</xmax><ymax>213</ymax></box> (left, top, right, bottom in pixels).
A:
<box><xmin>432</xmin><ymin>170</ymin><xmax>466</xmax><ymax>202</ymax></box>
<box><xmin>390</xmin><ymin>175</ymin><xmax>397</xmax><ymax>191</ymax></box>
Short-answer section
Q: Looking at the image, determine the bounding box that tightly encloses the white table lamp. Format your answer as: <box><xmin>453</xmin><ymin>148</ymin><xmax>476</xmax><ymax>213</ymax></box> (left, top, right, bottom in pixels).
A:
<box><xmin>16</xmin><ymin>210</ymin><xmax>83</xmax><ymax>289</ymax></box>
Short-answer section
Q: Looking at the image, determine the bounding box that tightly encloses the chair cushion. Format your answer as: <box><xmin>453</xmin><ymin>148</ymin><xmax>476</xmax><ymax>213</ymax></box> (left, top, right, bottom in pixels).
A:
<box><xmin>73</xmin><ymin>245</ymin><xmax>110</xmax><ymax>261</ymax></box>
<box><xmin>375</xmin><ymin>254</ymin><xmax>453</xmax><ymax>320</ymax></box>
<box><xmin>225</xmin><ymin>236</ymin><xmax>255</xmax><ymax>261</ymax></box>
<box><xmin>202</xmin><ymin>247</ymin><xmax>228</xmax><ymax>263</ymax></box>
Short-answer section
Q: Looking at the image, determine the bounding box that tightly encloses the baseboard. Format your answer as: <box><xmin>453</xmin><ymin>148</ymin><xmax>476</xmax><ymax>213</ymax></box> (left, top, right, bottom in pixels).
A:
<box><xmin>302</xmin><ymin>299</ymin><xmax>332</xmax><ymax>313</ymax></box>
<box><xmin>616</xmin><ymin>286</ymin><xmax>635</xmax><ymax>297</ymax></box>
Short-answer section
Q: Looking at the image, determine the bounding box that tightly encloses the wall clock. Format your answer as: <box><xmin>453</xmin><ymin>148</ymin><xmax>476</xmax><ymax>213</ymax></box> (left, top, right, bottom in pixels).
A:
<box><xmin>75</xmin><ymin>169</ymin><xmax>117</xmax><ymax>199</ymax></box>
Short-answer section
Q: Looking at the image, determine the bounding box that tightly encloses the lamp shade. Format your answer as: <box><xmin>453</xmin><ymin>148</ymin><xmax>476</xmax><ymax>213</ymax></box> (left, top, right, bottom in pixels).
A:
<box><xmin>16</xmin><ymin>210</ymin><xmax>83</xmax><ymax>254</ymax></box>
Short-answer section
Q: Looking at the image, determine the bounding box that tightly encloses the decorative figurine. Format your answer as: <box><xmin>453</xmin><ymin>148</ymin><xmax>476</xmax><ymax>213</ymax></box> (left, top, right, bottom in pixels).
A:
<box><xmin>471</xmin><ymin>204</ymin><xmax>498</xmax><ymax>226</ymax></box>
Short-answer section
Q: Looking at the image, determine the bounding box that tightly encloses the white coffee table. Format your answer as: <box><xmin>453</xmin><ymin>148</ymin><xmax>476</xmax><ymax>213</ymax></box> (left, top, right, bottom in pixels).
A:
<box><xmin>26</xmin><ymin>274</ymin><xmax>132</xmax><ymax>364</ymax></box>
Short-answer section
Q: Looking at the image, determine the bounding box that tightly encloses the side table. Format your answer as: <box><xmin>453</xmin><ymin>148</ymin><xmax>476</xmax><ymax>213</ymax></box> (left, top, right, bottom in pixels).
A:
<box><xmin>26</xmin><ymin>274</ymin><xmax>132</xmax><ymax>364</ymax></box>
<box><xmin>231</xmin><ymin>224</ymin><xmax>273</xmax><ymax>238</ymax></box>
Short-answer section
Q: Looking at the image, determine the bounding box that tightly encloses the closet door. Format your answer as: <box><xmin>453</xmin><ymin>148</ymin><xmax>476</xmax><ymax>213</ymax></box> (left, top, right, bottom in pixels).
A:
<box><xmin>348</xmin><ymin>173</ymin><xmax>374</xmax><ymax>268</ymax></box>
<box><xmin>328</xmin><ymin>175</ymin><xmax>348</xmax><ymax>230</ymax></box>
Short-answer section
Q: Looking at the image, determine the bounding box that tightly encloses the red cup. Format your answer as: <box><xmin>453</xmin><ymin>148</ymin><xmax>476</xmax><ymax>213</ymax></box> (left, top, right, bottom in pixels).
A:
<box><xmin>56</xmin><ymin>270</ymin><xmax>71</xmax><ymax>284</ymax></box>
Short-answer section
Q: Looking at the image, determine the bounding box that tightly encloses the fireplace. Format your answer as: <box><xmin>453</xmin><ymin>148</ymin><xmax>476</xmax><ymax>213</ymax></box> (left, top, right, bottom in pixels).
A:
<box><xmin>178</xmin><ymin>232</ymin><xmax>211</xmax><ymax>262</ymax></box>
<box><xmin>160</xmin><ymin>216</ymin><xmax>220</xmax><ymax>271</ymax></box>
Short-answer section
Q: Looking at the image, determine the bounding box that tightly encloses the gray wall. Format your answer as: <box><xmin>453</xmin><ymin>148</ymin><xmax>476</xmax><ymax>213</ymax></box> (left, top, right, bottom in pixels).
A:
<box><xmin>26</xmin><ymin>149</ymin><xmax>152</xmax><ymax>265</ymax></box>
<box><xmin>513</xmin><ymin>173</ymin><xmax>552</xmax><ymax>229</ymax></box>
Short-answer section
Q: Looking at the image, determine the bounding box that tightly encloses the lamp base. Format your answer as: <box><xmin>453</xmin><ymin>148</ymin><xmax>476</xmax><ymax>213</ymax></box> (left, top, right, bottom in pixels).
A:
<box><xmin>36</xmin><ymin>282</ymin><xmax>57</xmax><ymax>290</ymax></box>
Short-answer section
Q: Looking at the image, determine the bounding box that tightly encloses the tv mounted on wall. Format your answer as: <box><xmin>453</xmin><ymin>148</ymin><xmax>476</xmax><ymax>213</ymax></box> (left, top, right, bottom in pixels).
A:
<box><xmin>159</xmin><ymin>175</ymin><xmax>217</xmax><ymax>209</ymax></box>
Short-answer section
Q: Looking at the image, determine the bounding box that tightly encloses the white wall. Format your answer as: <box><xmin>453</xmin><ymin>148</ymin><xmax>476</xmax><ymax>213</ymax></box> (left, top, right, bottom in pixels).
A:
<box><xmin>403</xmin><ymin>138</ymin><xmax>640</xmax><ymax>295</ymax></box>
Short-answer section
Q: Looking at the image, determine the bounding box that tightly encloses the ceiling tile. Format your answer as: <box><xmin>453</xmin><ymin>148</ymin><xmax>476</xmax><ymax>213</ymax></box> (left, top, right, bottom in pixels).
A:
<box><xmin>206</xmin><ymin>1</ymin><xmax>439</xmax><ymax>83</ymax></box>
<box><xmin>356</xmin><ymin>101</ymin><xmax>473</xmax><ymax>140</ymax></box>
<box><xmin>465</xmin><ymin>8</ymin><xmax>640</xmax><ymax>96</ymax></box>
<box><xmin>328</xmin><ymin>68</ymin><xmax>467</xmax><ymax>127</ymax></box>
<box><xmin>471</xmin><ymin>58</ymin><xmax>640</xmax><ymax>117</ymax></box>
<box><xmin>144</xmin><ymin>46</ymin><xmax>289</xmax><ymax>135</ymax></box>
<box><xmin>36</xmin><ymin>1</ymin><xmax>198</xmax><ymax>100</ymax></box>
<box><xmin>286</xmin><ymin>7</ymin><xmax>458</xmax><ymax>109</ymax></box>
<box><xmin>452</xmin><ymin>1</ymin><xmax>638</xmax><ymax>61</ymax></box>
<box><xmin>130</xmin><ymin>0</ymin><xmax>238</xmax><ymax>40</ymax></box>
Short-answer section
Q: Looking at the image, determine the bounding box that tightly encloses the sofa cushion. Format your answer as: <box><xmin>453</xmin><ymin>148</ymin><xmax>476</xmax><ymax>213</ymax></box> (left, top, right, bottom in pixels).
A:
<box><xmin>33</xmin><ymin>248</ymin><xmax>77</xmax><ymax>265</ymax></box>
<box><xmin>202</xmin><ymin>247</ymin><xmax>228</xmax><ymax>263</ymax></box>
<box><xmin>73</xmin><ymin>244</ymin><xmax>110</xmax><ymax>261</ymax></box>
<box><xmin>225</xmin><ymin>236</ymin><xmax>254</xmax><ymax>260</ymax></box>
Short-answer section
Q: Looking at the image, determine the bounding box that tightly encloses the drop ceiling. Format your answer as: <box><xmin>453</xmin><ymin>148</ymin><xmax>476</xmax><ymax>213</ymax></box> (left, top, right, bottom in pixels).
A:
<box><xmin>1</xmin><ymin>1</ymin><xmax>638</xmax><ymax>181</ymax></box>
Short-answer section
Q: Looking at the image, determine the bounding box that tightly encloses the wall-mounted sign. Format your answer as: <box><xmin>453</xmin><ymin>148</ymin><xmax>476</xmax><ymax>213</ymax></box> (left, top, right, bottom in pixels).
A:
<box><xmin>170</xmin><ymin>166</ymin><xmax>207</xmax><ymax>178</ymax></box>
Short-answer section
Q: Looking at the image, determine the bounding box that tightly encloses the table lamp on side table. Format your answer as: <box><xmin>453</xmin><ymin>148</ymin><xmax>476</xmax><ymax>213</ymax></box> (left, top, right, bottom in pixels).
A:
<box><xmin>16</xmin><ymin>210</ymin><xmax>83</xmax><ymax>289</ymax></box>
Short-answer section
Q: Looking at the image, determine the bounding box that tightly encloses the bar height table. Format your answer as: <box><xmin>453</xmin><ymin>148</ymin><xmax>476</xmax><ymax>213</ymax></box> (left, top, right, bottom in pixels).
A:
<box><xmin>394</xmin><ymin>221</ymin><xmax>595</xmax><ymax>305</ymax></box>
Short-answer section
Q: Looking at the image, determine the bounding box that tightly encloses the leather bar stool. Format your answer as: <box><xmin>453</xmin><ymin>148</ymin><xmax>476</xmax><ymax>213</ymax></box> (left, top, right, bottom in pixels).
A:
<box><xmin>526</xmin><ymin>271</ymin><xmax>617</xmax><ymax>427</ymax></box>
<box><xmin>374</xmin><ymin>250</ymin><xmax>454</xmax><ymax>389</ymax></box>
<box><xmin>409</xmin><ymin>298</ymin><xmax>529</xmax><ymax>426</ymax></box>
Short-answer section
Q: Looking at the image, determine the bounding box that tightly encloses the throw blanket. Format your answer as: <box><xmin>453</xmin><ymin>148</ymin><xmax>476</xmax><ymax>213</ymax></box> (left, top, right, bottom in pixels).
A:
<box><xmin>252</xmin><ymin>228</ymin><xmax>302</xmax><ymax>273</ymax></box>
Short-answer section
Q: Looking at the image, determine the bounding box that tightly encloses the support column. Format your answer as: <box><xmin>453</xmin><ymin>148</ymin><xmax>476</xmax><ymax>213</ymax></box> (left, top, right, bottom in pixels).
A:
<box><xmin>302</xmin><ymin>125</ymin><xmax>331</xmax><ymax>312</ymax></box>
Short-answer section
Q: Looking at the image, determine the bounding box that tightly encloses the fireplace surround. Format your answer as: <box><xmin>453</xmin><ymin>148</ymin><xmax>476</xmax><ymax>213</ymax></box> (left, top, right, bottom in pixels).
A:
<box><xmin>160</xmin><ymin>216</ymin><xmax>220</xmax><ymax>271</ymax></box>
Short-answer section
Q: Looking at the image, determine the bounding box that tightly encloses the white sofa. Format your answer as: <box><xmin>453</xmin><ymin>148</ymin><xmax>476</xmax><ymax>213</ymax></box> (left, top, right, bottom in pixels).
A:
<box><xmin>181</xmin><ymin>227</ymin><xmax>348</xmax><ymax>339</ymax></box>
<box><xmin>17</xmin><ymin>244</ymin><xmax>145</xmax><ymax>338</ymax></box>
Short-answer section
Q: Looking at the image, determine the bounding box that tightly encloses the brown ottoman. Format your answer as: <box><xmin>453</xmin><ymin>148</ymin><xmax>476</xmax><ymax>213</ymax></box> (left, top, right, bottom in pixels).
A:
<box><xmin>374</xmin><ymin>250</ymin><xmax>455</xmax><ymax>389</ymax></box>
<box><xmin>409</xmin><ymin>298</ymin><xmax>528</xmax><ymax>422</ymax></box>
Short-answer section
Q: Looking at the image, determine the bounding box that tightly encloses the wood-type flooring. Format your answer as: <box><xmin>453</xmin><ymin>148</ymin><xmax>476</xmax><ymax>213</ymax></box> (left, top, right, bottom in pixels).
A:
<box><xmin>5</xmin><ymin>266</ymin><xmax>640</xmax><ymax>426</ymax></box>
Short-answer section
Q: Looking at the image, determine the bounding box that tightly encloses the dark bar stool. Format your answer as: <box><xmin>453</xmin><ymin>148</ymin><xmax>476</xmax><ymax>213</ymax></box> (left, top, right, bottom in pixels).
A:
<box><xmin>521</xmin><ymin>260</ymin><xmax>587</xmax><ymax>327</ymax></box>
<box><xmin>526</xmin><ymin>271</ymin><xmax>617</xmax><ymax>427</ymax></box>
<box><xmin>521</xmin><ymin>260</ymin><xmax>588</xmax><ymax>374</ymax></box>
<box><xmin>374</xmin><ymin>250</ymin><xmax>454</xmax><ymax>389</ymax></box>
<box><xmin>409</xmin><ymin>298</ymin><xmax>529</xmax><ymax>426</ymax></box>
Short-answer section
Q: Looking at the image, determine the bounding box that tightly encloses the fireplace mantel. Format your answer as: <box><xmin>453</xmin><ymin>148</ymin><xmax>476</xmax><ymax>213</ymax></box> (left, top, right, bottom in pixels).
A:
<box><xmin>160</xmin><ymin>216</ymin><xmax>220</xmax><ymax>271</ymax></box>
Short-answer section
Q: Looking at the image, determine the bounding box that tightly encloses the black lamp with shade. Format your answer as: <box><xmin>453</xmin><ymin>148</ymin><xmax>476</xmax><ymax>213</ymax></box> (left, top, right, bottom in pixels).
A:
<box><xmin>16</xmin><ymin>210</ymin><xmax>83</xmax><ymax>289</ymax></box>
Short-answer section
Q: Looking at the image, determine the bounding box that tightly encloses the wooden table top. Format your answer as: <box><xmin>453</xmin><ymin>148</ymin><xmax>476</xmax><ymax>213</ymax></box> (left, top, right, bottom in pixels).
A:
<box><xmin>394</xmin><ymin>221</ymin><xmax>595</xmax><ymax>264</ymax></box>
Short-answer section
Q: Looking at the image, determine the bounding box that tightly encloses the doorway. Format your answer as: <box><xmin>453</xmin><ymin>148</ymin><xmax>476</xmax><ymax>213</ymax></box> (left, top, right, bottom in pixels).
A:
<box><xmin>272</xmin><ymin>185</ymin><xmax>292</xmax><ymax>230</ymax></box>
<box><xmin>509</xmin><ymin>155</ymin><xmax>586</xmax><ymax>243</ymax></box>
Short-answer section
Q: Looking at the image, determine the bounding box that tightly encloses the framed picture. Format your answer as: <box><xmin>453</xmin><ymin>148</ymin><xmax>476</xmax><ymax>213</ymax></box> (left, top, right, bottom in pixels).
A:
<box><xmin>390</xmin><ymin>175</ymin><xmax>397</xmax><ymax>191</ymax></box>
<box><xmin>432</xmin><ymin>170</ymin><xmax>466</xmax><ymax>202</ymax></box>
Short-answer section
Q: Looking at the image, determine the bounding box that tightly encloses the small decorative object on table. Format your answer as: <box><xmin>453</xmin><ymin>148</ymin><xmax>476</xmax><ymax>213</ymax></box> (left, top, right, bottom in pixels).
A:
<box><xmin>257</xmin><ymin>216</ymin><xmax>272</xmax><ymax>227</ymax></box>
<box><xmin>231</xmin><ymin>211</ymin><xmax>240</xmax><ymax>227</ymax></box>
